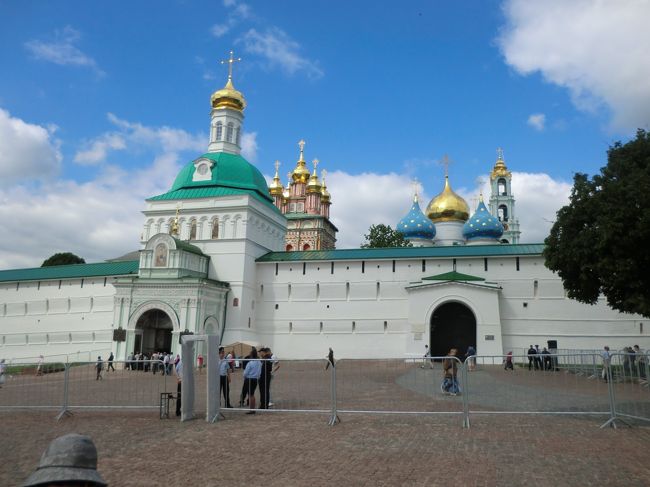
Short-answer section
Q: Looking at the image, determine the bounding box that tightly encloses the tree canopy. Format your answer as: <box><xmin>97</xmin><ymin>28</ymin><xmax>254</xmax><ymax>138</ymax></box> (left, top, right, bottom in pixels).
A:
<box><xmin>544</xmin><ymin>129</ymin><xmax>650</xmax><ymax>318</ymax></box>
<box><xmin>41</xmin><ymin>252</ymin><xmax>86</xmax><ymax>267</ymax></box>
<box><xmin>361</xmin><ymin>224</ymin><xmax>412</xmax><ymax>248</ymax></box>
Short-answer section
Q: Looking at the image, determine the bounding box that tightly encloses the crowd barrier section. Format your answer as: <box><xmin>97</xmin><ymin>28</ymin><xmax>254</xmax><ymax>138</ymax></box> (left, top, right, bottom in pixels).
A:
<box><xmin>604</xmin><ymin>352</ymin><xmax>650</xmax><ymax>427</ymax></box>
<box><xmin>465</xmin><ymin>353</ymin><xmax>610</xmax><ymax>426</ymax></box>
<box><xmin>335</xmin><ymin>357</ymin><xmax>467</xmax><ymax>426</ymax></box>
<box><xmin>0</xmin><ymin>362</ymin><xmax>65</xmax><ymax>410</ymax></box>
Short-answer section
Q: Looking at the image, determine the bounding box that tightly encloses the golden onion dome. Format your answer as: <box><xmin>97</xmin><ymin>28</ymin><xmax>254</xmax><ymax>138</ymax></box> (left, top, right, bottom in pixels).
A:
<box><xmin>269</xmin><ymin>160</ymin><xmax>284</xmax><ymax>196</ymax></box>
<box><xmin>320</xmin><ymin>170</ymin><xmax>331</xmax><ymax>202</ymax></box>
<box><xmin>306</xmin><ymin>160</ymin><xmax>322</xmax><ymax>193</ymax></box>
<box><xmin>211</xmin><ymin>78</ymin><xmax>246</xmax><ymax>111</ymax></box>
<box><xmin>292</xmin><ymin>139</ymin><xmax>311</xmax><ymax>183</ymax></box>
<box><xmin>426</xmin><ymin>176</ymin><xmax>470</xmax><ymax>222</ymax></box>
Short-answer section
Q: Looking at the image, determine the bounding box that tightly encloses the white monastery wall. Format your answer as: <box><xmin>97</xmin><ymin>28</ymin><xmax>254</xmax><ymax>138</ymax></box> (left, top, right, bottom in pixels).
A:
<box><xmin>0</xmin><ymin>277</ymin><xmax>117</xmax><ymax>362</ymax></box>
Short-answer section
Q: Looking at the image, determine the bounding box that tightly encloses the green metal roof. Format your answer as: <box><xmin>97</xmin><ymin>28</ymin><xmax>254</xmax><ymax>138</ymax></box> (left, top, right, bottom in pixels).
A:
<box><xmin>422</xmin><ymin>271</ymin><xmax>485</xmax><ymax>281</ymax></box>
<box><xmin>149</xmin><ymin>152</ymin><xmax>277</xmax><ymax>212</ymax></box>
<box><xmin>0</xmin><ymin>260</ymin><xmax>139</xmax><ymax>283</ymax></box>
<box><xmin>172</xmin><ymin>237</ymin><xmax>204</xmax><ymax>256</ymax></box>
<box><xmin>256</xmin><ymin>243</ymin><xmax>545</xmax><ymax>262</ymax></box>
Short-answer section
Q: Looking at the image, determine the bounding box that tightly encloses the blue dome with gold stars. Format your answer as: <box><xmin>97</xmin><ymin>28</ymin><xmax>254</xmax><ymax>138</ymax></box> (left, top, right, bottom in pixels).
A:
<box><xmin>397</xmin><ymin>196</ymin><xmax>436</xmax><ymax>241</ymax></box>
<box><xmin>463</xmin><ymin>199</ymin><xmax>504</xmax><ymax>241</ymax></box>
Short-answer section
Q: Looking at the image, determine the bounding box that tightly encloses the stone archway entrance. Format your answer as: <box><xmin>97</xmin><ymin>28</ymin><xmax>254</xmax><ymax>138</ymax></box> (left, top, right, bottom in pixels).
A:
<box><xmin>134</xmin><ymin>309</ymin><xmax>173</xmax><ymax>354</ymax></box>
<box><xmin>429</xmin><ymin>302</ymin><xmax>476</xmax><ymax>358</ymax></box>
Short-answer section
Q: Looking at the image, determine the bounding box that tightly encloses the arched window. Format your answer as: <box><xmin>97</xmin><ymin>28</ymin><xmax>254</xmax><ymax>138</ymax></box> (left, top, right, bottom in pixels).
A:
<box><xmin>286</xmin><ymin>244</ymin><xmax>293</xmax><ymax>252</ymax></box>
<box><xmin>498</xmin><ymin>178</ymin><xmax>507</xmax><ymax>196</ymax></box>
<box><xmin>303</xmin><ymin>243</ymin><xmax>311</xmax><ymax>251</ymax></box>
<box><xmin>498</xmin><ymin>205</ymin><xmax>509</xmax><ymax>222</ymax></box>
<box><xmin>211</xmin><ymin>218</ymin><xmax>219</xmax><ymax>239</ymax></box>
<box><xmin>189</xmin><ymin>219</ymin><xmax>197</xmax><ymax>240</ymax></box>
<box><xmin>226</xmin><ymin>122</ymin><xmax>234</xmax><ymax>142</ymax></box>
<box><xmin>235</xmin><ymin>127</ymin><xmax>241</xmax><ymax>145</ymax></box>
<box><xmin>216</xmin><ymin>122</ymin><xmax>223</xmax><ymax>141</ymax></box>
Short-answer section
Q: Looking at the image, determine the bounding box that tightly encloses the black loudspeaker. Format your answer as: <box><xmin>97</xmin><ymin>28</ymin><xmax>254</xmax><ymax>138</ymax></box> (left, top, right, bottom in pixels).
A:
<box><xmin>547</xmin><ymin>340</ymin><xmax>558</xmax><ymax>349</ymax></box>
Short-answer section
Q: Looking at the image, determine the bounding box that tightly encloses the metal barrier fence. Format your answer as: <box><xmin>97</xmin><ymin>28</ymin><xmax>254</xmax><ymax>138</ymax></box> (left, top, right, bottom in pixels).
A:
<box><xmin>1</xmin><ymin>353</ymin><xmax>649</xmax><ymax>428</ymax></box>
<box><xmin>0</xmin><ymin>360</ymin><xmax>169</xmax><ymax>418</ymax></box>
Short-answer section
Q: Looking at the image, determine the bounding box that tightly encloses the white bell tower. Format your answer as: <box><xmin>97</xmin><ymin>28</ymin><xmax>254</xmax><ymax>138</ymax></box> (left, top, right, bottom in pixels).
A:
<box><xmin>488</xmin><ymin>148</ymin><xmax>521</xmax><ymax>243</ymax></box>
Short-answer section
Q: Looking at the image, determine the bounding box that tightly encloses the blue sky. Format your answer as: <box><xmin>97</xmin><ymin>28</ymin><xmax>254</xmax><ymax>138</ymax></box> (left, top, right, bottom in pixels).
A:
<box><xmin>1</xmin><ymin>0</ymin><xmax>649</xmax><ymax>268</ymax></box>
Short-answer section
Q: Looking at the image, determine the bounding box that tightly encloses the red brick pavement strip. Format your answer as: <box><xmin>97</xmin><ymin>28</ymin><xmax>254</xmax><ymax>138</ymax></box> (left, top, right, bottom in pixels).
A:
<box><xmin>2</xmin><ymin>411</ymin><xmax>650</xmax><ymax>487</ymax></box>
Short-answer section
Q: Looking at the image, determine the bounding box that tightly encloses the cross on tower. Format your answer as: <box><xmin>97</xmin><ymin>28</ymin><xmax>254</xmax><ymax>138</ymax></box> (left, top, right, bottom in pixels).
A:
<box><xmin>220</xmin><ymin>50</ymin><xmax>241</xmax><ymax>81</ymax></box>
<box><xmin>274</xmin><ymin>160</ymin><xmax>281</xmax><ymax>173</ymax></box>
<box><xmin>312</xmin><ymin>158</ymin><xmax>319</xmax><ymax>171</ymax></box>
<box><xmin>496</xmin><ymin>147</ymin><xmax>504</xmax><ymax>161</ymax></box>
<box><xmin>298</xmin><ymin>139</ymin><xmax>306</xmax><ymax>161</ymax></box>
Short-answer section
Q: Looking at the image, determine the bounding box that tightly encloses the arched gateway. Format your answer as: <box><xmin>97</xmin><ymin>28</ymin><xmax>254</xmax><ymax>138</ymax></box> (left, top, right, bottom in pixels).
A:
<box><xmin>134</xmin><ymin>309</ymin><xmax>173</xmax><ymax>354</ymax></box>
<box><xmin>429</xmin><ymin>302</ymin><xmax>476</xmax><ymax>358</ymax></box>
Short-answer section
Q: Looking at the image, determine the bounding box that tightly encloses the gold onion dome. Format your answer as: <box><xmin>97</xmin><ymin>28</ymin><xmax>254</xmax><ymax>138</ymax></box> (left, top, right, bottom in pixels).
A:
<box><xmin>292</xmin><ymin>139</ymin><xmax>311</xmax><ymax>183</ymax></box>
<box><xmin>211</xmin><ymin>78</ymin><xmax>246</xmax><ymax>111</ymax></box>
<box><xmin>269</xmin><ymin>161</ymin><xmax>284</xmax><ymax>196</ymax></box>
<box><xmin>306</xmin><ymin>160</ymin><xmax>322</xmax><ymax>193</ymax></box>
<box><xmin>321</xmin><ymin>170</ymin><xmax>331</xmax><ymax>202</ymax></box>
<box><xmin>426</xmin><ymin>175</ymin><xmax>470</xmax><ymax>222</ymax></box>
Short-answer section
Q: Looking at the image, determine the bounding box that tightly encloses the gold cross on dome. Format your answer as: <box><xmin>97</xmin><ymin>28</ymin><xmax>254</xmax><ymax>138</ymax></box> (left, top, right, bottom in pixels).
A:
<box><xmin>274</xmin><ymin>160</ymin><xmax>281</xmax><ymax>172</ymax></box>
<box><xmin>220</xmin><ymin>50</ymin><xmax>241</xmax><ymax>81</ymax></box>
<box><xmin>496</xmin><ymin>147</ymin><xmax>504</xmax><ymax>161</ymax></box>
<box><xmin>439</xmin><ymin>154</ymin><xmax>452</xmax><ymax>177</ymax></box>
<box><xmin>312</xmin><ymin>158</ymin><xmax>319</xmax><ymax>170</ymax></box>
<box><xmin>321</xmin><ymin>169</ymin><xmax>327</xmax><ymax>181</ymax></box>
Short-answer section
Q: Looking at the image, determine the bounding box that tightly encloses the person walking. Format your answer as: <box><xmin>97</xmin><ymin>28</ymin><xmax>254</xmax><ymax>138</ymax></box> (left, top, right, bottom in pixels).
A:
<box><xmin>421</xmin><ymin>344</ymin><xmax>434</xmax><ymax>369</ymax></box>
<box><xmin>504</xmin><ymin>351</ymin><xmax>514</xmax><ymax>371</ymax></box>
<box><xmin>107</xmin><ymin>352</ymin><xmax>115</xmax><ymax>372</ymax></box>
<box><xmin>218</xmin><ymin>347</ymin><xmax>232</xmax><ymax>408</ymax></box>
<box><xmin>601</xmin><ymin>346</ymin><xmax>611</xmax><ymax>382</ymax></box>
<box><xmin>0</xmin><ymin>358</ymin><xmax>6</xmax><ymax>388</ymax></box>
<box><xmin>534</xmin><ymin>345</ymin><xmax>542</xmax><ymax>370</ymax></box>
<box><xmin>258</xmin><ymin>348</ymin><xmax>273</xmax><ymax>409</ymax></box>
<box><xmin>465</xmin><ymin>345</ymin><xmax>476</xmax><ymax>371</ymax></box>
<box><xmin>95</xmin><ymin>356</ymin><xmax>103</xmax><ymax>381</ymax></box>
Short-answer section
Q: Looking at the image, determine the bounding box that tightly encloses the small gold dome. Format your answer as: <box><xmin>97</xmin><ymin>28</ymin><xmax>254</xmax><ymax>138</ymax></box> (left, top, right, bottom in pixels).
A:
<box><xmin>306</xmin><ymin>160</ymin><xmax>322</xmax><ymax>193</ymax></box>
<box><xmin>292</xmin><ymin>139</ymin><xmax>311</xmax><ymax>183</ymax></box>
<box><xmin>269</xmin><ymin>160</ymin><xmax>284</xmax><ymax>196</ymax></box>
<box><xmin>426</xmin><ymin>176</ymin><xmax>470</xmax><ymax>222</ymax></box>
<box><xmin>211</xmin><ymin>78</ymin><xmax>246</xmax><ymax>111</ymax></box>
<box><xmin>321</xmin><ymin>170</ymin><xmax>331</xmax><ymax>203</ymax></box>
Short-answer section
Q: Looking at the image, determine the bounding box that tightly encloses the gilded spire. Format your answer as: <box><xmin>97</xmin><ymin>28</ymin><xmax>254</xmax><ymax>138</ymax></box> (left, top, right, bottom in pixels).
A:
<box><xmin>321</xmin><ymin>169</ymin><xmax>331</xmax><ymax>202</ymax></box>
<box><xmin>170</xmin><ymin>205</ymin><xmax>180</xmax><ymax>236</ymax></box>
<box><xmin>269</xmin><ymin>160</ymin><xmax>284</xmax><ymax>196</ymax></box>
<box><xmin>292</xmin><ymin>139</ymin><xmax>310</xmax><ymax>183</ymax></box>
<box><xmin>490</xmin><ymin>147</ymin><xmax>511</xmax><ymax>180</ymax></box>
<box><xmin>307</xmin><ymin>158</ymin><xmax>322</xmax><ymax>193</ymax></box>
<box><xmin>210</xmin><ymin>50</ymin><xmax>246</xmax><ymax>111</ymax></box>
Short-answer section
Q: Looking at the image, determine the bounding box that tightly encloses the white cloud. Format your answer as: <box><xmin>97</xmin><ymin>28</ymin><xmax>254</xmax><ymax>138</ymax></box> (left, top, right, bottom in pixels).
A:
<box><xmin>0</xmin><ymin>108</ymin><xmax>61</xmax><ymax>186</ymax></box>
<box><xmin>527</xmin><ymin>113</ymin><xmax>546</xmax><ymax>131</ymax></box>
<box><xmin>73</xmin><ymin>113</ymin><xmax>206</xmax><ymax>165</ymax></box>
<box><xmin>498</xmin><ymin>0</ymin><xmax>650</xmax><ymax>132</ymax></box>
<box><xmin>240</xmin><ymin>131</ymin><xmax>258</xmax><ymax>162</ymax></box>
<box><xmin>74</xmin><ymin>134</ymin><xmax>126</xmax><ymax>165</ymax></box>
<box><xmin>211</xmin><ymin>0</ymin><xmax>252</xmax><ymax>38</ymax></box>
<box><xmin>241</xmin><ymin>28</ymin><xmax>324</xmax><ymax>79</ymax></box>
<box><xmin>0</xmin><ymin>151</ymin><xmax>184</xmax><ymax>270</ymax></box>
<box><xmin>24</xmin><ymin>26</ymin><xmax>103</xmax><ymax>76</ymax></box>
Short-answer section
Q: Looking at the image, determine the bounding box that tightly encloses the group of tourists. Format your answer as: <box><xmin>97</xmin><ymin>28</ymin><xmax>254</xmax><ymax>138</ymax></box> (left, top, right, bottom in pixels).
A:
<box><xmin>238</xmin><ymin>346</ymin><xmax>280</xmax><ymax>414</ymax></box>
<box><xmin>124</xmin><ymin>351</ymin><xmax>178</xmax><ymax>374</ymax></box>
<box><xmin>602</xmin><ymin>344</ymin><xmax>647</xmax><ymax>381</ymax></box>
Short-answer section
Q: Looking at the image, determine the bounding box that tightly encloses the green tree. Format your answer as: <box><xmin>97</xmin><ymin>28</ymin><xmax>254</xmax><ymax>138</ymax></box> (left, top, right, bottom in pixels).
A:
<box><xmin>361</xmin><ymin>224</ymin><xmax>412</xmax><ymax>248</ymax></box>
<box><xmin>544</xmin><ymin>129</ymin><xmax>650</xmax><ymax>318</ymax></box>
<box><xmin>41</xmin><ymin>252</ymin><xmax>86</xmax><ymax>267</ymax></box>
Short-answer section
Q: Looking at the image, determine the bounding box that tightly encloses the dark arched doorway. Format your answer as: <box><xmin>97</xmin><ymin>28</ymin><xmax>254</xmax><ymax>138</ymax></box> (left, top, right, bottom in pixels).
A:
<box><xmin>430</xmin><ymin>302</ymin><xmax>476</xmax><ymax>358</ymax></box>
<box><xmin>134</xmin><ymin>309</ymin><xmax>173</xmax><ymax>355</ymax></box>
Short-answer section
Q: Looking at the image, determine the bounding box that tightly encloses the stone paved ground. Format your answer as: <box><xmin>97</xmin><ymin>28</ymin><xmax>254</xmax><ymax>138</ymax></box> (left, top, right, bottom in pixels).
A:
<box><xmin>2</xmin><ymin>411</ymin><xmax>650</xmax><ymax>487</ymax></box>
<box><xmin>2</xmin><ymin>361</ymin><xmax>650</xmax><ymax>486</ymax></box>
